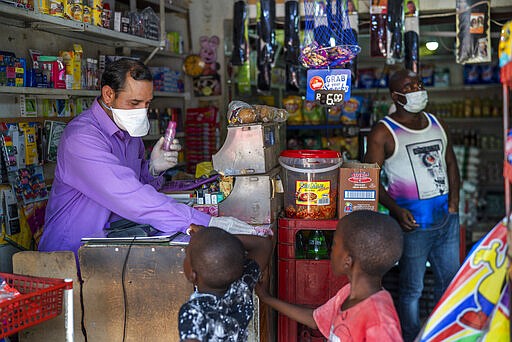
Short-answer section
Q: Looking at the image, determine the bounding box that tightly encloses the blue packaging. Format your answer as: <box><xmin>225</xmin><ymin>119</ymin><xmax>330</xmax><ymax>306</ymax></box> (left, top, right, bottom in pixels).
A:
<box><xmin>463</xmin><ymin>65</ymin><xmax>481</xmax><ymax>84</ymax></box>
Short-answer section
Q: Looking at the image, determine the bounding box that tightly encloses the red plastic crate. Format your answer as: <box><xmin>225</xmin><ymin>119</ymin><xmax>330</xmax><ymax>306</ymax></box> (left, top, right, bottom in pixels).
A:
<box><xmin>277</xmin><ymin>218</ymin><xmax>348</xmax><ymax>342</ymax></box>
<box><xmin>0</xmin><ymin>272</ymin><xmax>71</xmax><ymax>338</ymax></box>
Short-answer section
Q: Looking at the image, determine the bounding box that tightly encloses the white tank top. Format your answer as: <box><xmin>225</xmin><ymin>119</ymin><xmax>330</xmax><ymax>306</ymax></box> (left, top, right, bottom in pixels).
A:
<box><xmin>380</xmin><ymin>112</ymin><xmax>449</xmax><ymax>228</ymax></box>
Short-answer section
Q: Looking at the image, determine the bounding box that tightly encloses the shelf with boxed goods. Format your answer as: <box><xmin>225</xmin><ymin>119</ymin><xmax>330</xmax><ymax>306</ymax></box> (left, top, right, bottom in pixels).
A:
<box><xmin>0</xmin><ymin>2</ymin><xmax>164</xmax><ymax>50</ymax></box>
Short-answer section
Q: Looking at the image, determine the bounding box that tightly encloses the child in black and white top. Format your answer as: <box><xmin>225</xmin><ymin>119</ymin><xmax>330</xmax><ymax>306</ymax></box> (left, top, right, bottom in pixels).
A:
<box><xmin>178</xmin><ymin>226</ymin><xmax>273</xmax><ymax>342</ymax></box>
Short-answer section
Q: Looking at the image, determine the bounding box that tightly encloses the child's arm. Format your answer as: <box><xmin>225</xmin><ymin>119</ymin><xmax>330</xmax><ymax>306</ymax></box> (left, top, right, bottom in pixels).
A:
<box><xmin>255</xmin><ymin>282</ymin><xmax>317</xmax><ymax>330</ymax></box>
<box><xmin>235</xmin><ymin>235</ymin><xmax>273</xmax><ymax>271</ymax></box>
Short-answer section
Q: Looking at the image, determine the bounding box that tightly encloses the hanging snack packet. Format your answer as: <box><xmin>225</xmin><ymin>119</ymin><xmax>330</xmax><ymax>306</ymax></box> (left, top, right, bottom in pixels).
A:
<box><xmin>232</xmin><ymin>0</ymin><xmax>248</xmax><ymax>66</ymax></box>
<box><xmin>257</xmin><ymin>0</ymin><xmax>276</xmax><ymax>91</ymax></box>
<box><xmin>404</xmin><ymin>0</ymin><xmax>419</xmax><ymax>72</ymax></box>
<box><xmin>284</xmin><ymin>0</ymin><xmax>301</xmax><ymax>91</ymax></box>
<box><xmin>370</xmin><ymin>0</ymin><xmax>387</xmax><ymax>57</ymax></box>
<box><xmin>456</xmin><ymin>0</ymin><xmax>491</xmax><ymax>64</ymax></box>
<box><xmin>386</xmin><ymin>0</ymin><xmax>403</xmax><ymax>64</ymax></box>
<box><xmin>345</xmin><ymin>0</ymin><xmax>359</xmax><ymax>86</ymax></box>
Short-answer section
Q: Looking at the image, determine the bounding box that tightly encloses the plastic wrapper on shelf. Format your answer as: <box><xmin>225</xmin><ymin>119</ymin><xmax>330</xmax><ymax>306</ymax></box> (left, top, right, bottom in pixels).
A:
<box><xmin>231</xmin><ymin>0</ymin><xmax>248</xmax><ymax>66</ymax></box>
<box><xmin>456</xmin><ymin>0</ymin><xmax>491</xmax><ymax>64</ymax></box>
<box><xmin>256</xmin><ymin>0</ymin><xmax>276</xmax><ymax>91</ymax></box>
<box><xmin>386</xmin><ymin>0</ymin><xmax>403</xmax><ymax>64</ymax></box>
<box><xmin>226</xmin><ymin>101</ymin><xmax>288</xmax><ymax>125</ymax></box>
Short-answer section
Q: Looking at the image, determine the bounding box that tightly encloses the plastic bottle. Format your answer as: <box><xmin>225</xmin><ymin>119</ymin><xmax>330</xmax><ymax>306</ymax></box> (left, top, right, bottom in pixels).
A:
<box><xmin>307</xmin><ymin>230</ymin><xmax>328</xmax><ymax>260</ymax></box>
<box><xmin>162</xmin><ymin>121</ymin><xmax>176</xmax><ymax>151</ymax></box>
<box><xmin>295</xmin><ymin>231</ymin><xmax>306</xmax><ymax>259</ymax></box>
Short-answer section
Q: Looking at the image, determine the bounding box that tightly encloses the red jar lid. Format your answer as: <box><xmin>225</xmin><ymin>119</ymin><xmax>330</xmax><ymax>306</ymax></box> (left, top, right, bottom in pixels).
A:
<box><xmin>280</xmin><ymin>149</ymin><xmax>342</xmax><ymax>159</ymax></box>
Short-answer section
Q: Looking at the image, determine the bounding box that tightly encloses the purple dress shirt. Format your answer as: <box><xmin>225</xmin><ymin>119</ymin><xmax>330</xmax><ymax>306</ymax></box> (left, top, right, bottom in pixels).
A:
<box><xmin>38</xmin><ymin>99</ymin><xmax>211</xmax><ymax>255</ymax></box>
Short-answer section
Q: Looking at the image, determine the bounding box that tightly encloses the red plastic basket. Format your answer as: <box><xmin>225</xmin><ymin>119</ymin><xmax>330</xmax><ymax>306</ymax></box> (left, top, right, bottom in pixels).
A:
<box><xmin>0</xmin><ymin>272</ymin><xmax>70</xmax><ymax>338</ymax></box>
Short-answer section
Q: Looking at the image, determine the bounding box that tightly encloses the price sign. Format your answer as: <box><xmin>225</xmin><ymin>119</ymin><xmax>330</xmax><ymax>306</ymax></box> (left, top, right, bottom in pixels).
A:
<box><xmin>315</xmin><ymin>90</ymin><xmax>345</xmax><ymax>106</ymax></box>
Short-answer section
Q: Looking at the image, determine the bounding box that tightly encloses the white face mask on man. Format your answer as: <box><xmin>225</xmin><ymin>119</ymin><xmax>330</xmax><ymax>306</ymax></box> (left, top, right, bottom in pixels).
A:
<box><xmin>109</xmin><ymin>106</ymin><xmax>150</xmax><ymax>137</ymax></box>
<box><xmin>394</xmin><ymin>90</ymin><xmax>429</xmax><ymax>113</ymax></box>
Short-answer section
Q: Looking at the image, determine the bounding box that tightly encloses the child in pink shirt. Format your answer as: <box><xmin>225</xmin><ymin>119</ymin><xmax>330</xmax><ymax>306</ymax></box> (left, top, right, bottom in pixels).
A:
<box><xmin>256</xmin><ymin>210</ymin><xmax>403</xmax><ymax>341</ymax></box>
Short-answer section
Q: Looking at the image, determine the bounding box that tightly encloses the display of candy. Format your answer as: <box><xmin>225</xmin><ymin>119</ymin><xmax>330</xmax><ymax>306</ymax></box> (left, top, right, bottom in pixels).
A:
<box><xmin>299</xmin><ymin>42</ymin><xmax>360</xmax><ymax>69</ymax></box>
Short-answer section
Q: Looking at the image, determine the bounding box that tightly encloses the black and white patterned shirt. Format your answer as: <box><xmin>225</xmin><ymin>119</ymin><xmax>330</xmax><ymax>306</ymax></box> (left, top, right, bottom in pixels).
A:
<box><xmin>178</xmin><ymin>259</ymin><xmax>260</xmax><ymax>341</ymax></box>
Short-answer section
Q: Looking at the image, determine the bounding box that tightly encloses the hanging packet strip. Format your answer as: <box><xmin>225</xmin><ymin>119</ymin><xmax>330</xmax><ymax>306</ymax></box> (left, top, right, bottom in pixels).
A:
<box><xmin>404</xmin><ymin>0</ymin><xmax>419</xmax><ymax>73</ymax></box>
<box><xmin>284</xmin><ymin>0</ymin><xmax>300</xmax><ymax>92</ymax></box>
<box><xmin>370</xmin><ymin>0</ymin><xmax>387</xmax><ymax>57</ymax></box>
<box><xmin>231</xmin><ymin>0</ymin><xmax>248</xmax><ymax>66</ymax></box>
<box><xmin>345</xmin><ymin>0</ymin><xmax>359</xmax><ymax>86</ymax></box>
<box><xmin>256</xmin><ymin>0</ymin><xmax>276</xmax><ymax>91</ymax></box>
<box><xmin>456</xmin><ymin>0</ymin><xmax>491</xmax><ymax>64</ymax></box>
<box><xmin>386</xmin><ymin>0</ymin><xmax>403</xmax><ymax>64</ymax></box>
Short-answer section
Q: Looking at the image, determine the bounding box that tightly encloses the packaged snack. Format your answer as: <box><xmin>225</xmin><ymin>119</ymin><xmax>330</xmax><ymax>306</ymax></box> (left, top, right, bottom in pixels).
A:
<box><xmin>341</xmin><ymin>96</ymin><xmax>364</xmax><ymax>125</ymax></box>
<box><xmin>302</xmin><ymin>100</ymin><xmax>324</xmax><ymax>125</ymax></box>
<box><xmin>283</xmin><ymin>95</ymin><xmax>303</xmax><ymax>125</ymax></box>
<box><xmin>358</xmin><ymin>68</ymin><xmax>376</xmax><ymax>88</ymax></box>
<box><xmin>421</xmin><ymin>64</ymin><xmax>435</xmax><ymax>86</ymax></box>
<box><xmin>480</xmin><ymin>64</ymin><xmax>495</xmax><ymax>83</ymax></box>
<box><xmin>253</xmin><ymin>104</ymin><xmax>275</xmax><ymax>122</ymax></box>
<box><xmin>327</xmin><ymin>104</ymin><xmax>342</xmax><ymax>123</ymax></box>
<box><xmin>463</xmin><ymin>65</ymin><xmax>480</xmax><ymax>84</ymax></box>
<box><xmin>227</xmin><ymin>100</ymin><xmax>257</xmax><ymax>125</ymax></box>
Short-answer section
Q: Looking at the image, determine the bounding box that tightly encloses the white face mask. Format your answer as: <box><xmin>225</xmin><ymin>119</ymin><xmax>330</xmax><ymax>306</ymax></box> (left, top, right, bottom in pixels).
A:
<box><xmin>394</xmin><ymin>90</ymin><xmax>428</xmax><ymax>113</ymax></box>
<box><xmin>110</xmin><ymin>106</ymin><xmax>150</xmax><ymax>137</ymax></box>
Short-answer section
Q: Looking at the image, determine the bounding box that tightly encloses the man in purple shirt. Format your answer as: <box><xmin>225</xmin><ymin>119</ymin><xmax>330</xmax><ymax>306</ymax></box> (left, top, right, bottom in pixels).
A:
<box><xmin>39</xmin><ymin>59</ymin><xmax>261</xmax><ymax>257</ymax></box>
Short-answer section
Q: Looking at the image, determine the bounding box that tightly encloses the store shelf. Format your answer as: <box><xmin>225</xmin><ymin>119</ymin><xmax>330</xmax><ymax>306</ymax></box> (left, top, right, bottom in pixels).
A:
<box><xmin>0</xmin><ymin>3</ymin><xmax>163</xmax><ymax>49</ymax></box>
<box><xmin>0</xmin><ymin>116</ymin><xmax>73</xmax><ymax>124</ymax></box>
<box><xmin>0</xmin><ymin>86</ymin><xmax>99</xmax><ymax>97</ymax></box>
<box><xmin>0</xmin><ymin>87</ymin><xmax>188</xmax><ymax>99</ymax></box>
<box><xmin>351</xmin><ymin>84</ymin><xmax>502</xmax><ymax>95</ymax></box>
<box><xmin>286</xmin><ymin>124</ymin><xmax>345</xmax><ymax>131</ymax></box>
<box><xmin>155</xmin><ymin>50</ymin><xmax>187</xmax><ymax>59</ymax></box>
<box><xmin>145</xmin><ymin>0</ymin><xmax>188</xmax><ymax>13</ymax></box>
<box><xmin>444</xmin><ymin>117</ymin><xmax>502</xmax><ymax>124</ymax></box>
<box><xmin>153</xmin><ymin>91</ymin><xmax>189</xmax><ymax>98</ymax></box>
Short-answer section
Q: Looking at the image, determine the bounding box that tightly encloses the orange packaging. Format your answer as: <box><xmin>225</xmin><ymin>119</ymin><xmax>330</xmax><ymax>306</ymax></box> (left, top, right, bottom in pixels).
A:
<box><xmin>338</xmin><ymin>162</ymin><xmax>380</xmax><ymax>217</ymax></box>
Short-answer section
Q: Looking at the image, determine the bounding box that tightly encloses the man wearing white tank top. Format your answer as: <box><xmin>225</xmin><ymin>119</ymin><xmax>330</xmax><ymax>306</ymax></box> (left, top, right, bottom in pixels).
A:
<box><xmin>365</xmin><ymin>69</ymin><xmax>461</xmax><ymax>342</ymax></box>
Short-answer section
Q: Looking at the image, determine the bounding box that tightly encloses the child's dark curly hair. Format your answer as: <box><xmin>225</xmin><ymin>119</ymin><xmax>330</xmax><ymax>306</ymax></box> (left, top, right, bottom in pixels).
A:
<box><xmin>189</xmin><ymin>227</ymin><xmax>245</xmax><ymax>289</ymax></box>
<box><xmin>338</xmin><ymin>211</ymin><xmax>403</xmax><ymax>277</ymax></box>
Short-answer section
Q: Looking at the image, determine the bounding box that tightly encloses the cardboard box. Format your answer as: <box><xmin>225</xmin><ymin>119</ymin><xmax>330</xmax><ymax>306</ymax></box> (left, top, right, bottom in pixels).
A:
<box><xmin>338</xmin><ymin>162</ymin><xmax>380</xmax><ymax>217</ymax></box>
